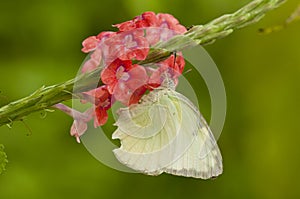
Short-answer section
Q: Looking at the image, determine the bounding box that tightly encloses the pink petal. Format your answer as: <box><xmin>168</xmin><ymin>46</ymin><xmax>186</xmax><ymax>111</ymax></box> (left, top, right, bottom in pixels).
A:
<box><xmin>126</xmin><ymin>65</ymin><xmax>148</xmax><ymax>89</ymax></box>
<box><xmin>157</xmin><ymin>13</ymin><xmax>180</xmax><ymax>26</ymax></box>
<box><xmin>54</xmin><ymin>104</ymin><xmax>95</xmax><ymax>143</ymax></box>
<box><xmin>101</xmin><ymin>59</ymin><xmax>133</xmax><ymax>92</ymax></box>
<box><xmin>113</xmin><ymin>65</ymin><xmax>148</xmax><ymax>105</ymax></box>
<box><xmin>145</xmin><ymin>28</ymin><xmax>162</xmax><ymax>46</ymax></box>
<box><xmin>101</xmin><ymin>67</ymin><xmax>117</xmax><ymax>85</ymax></box>
<box><xmin>113</xmin><ymin>21</ymin><xmax>136</xmax><ymax>31</ymax></box>
<box><xmin>81</xmin><ymin>49</ymin><xmax>102</xmax><ymax>73</ymax></box>
<box><xmin>128</xmin><ymin>85</ymin><xmax>148</xmax><ymax>105</ymax></box>
<box><xmin>96</xmin><ymin>31</ymin><xmax>116</xmax><ymax>40</ymax></box>
<box><xmin>81</xmin><ymin>36</ymin><xmax>99</xmax><ymax>53</ymax></box>
<box><xmin>104</xmin><ymin>30</ymin><xmax>149</xmax><ymax>61</ymax></box>
<box><xmin>157</xmin><ymin>13</ymin><xmax>187</xmax><ymax>34</ymax></box>
<box><xmin>81</xmin><ymin>59</ymin><xmax>98</xmax><ymax>73</ymax></box>
<box><xmin>70</xmin><ymin>119</ymin><xmax>88</xmax><ymax>143</ymax></box>
<box><xmin>94</xmin><ymin>107</ymin><xmax>109</xmax><ymax>127</ymax></box>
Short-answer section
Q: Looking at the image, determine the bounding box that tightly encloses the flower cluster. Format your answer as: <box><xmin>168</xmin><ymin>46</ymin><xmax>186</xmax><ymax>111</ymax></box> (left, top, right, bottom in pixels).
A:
<box><xmin>58</xmin><ymin>12</ymin><xmax>187</xmax><ymax>142</ymax></box>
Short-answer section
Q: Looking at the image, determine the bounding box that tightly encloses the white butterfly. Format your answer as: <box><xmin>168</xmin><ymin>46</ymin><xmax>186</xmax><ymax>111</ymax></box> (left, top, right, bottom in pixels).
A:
<box><xmin>112</xmin><ymin>86</ymin><xmax>223</xmax><ymax>179</ymax></box>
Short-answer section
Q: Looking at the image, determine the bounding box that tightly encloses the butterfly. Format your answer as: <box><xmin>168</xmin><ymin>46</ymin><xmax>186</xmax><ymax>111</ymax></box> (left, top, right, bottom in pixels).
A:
<box><xmin>112</xmin><ymin>83</ymin><xmax>223</xmax><ymax>179</ymax></box>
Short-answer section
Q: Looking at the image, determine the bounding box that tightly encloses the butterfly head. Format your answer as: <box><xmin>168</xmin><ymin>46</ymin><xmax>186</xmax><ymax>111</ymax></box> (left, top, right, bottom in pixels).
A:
<box><xmin>160</xmin><ymin>72</ymin><xmax>176</xmax><ymax>90</ymax></box>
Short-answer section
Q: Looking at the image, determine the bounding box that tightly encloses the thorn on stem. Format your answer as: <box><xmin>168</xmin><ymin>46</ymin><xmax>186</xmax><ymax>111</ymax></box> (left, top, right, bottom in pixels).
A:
<box><xmin>40</xmin><ymin>110</ymin><xmax>48</xmax><ymax>119</ymax></box>
<box><xmin>45</xmin><ymin>109</ymin><xmax>55</xmax><ymax>113</ymax></box>
<box><xmin>6</xmin><ymin>123</ymin><xmax>12</xmax><ymax>129</ymax></box>
<box><xmin>20</xmin><ymin>119</ymin><xmax>33</xmax><ymax>136</ymax></box>
<box><xmin>6</xmin><ymin>118</ymin><xmax>13</xmax><ymax>128</ymax></box>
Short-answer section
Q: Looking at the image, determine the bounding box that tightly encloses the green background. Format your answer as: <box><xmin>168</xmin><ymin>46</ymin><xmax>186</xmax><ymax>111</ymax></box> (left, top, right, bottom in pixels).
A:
<box><xmin>0</xmin><ymin>0</ymin><xmax>300</xmax><ymax>198</ymax></box>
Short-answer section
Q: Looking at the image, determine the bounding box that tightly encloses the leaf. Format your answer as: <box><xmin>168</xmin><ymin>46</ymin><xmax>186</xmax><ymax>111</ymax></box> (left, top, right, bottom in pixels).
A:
<box><xmin>0</xmin><ymin>144</ymin><xmax>8</xmax><ymax>175</ymax></box>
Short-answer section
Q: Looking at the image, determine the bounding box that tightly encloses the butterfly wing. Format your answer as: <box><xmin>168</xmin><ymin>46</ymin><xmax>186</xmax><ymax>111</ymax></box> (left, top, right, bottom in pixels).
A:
<box><xmin>113</xmin><ymin>89</ymin><xmax>196</xmax><ymax>174</ymax></box>
<box><xmin>112</xmin><ymin>88</ymin><xmax>223</xmax><ymax>179</ymax></box>
<box><xmin>163</xmin><ymin>90</ymin><xmax>223</xmax><ymax>179</ymax></box>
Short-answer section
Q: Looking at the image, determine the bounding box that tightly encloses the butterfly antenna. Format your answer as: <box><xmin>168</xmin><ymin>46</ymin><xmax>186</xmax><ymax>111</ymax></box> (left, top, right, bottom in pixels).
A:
<box><xmin>173</xmin><ymin>51</ymin><xmax>177</xmax><ymax>67</ymax></box>
<box><xmin>183</xmin><ymin>68</ymin><xmax>192</xmax><ymax>75</ymax></box>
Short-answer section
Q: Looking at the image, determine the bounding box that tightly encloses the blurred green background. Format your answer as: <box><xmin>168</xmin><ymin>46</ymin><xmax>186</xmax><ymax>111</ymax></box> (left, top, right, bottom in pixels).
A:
<box><xmin>1</xmin><ymin>0</ymin><xmax>300</xmax><ymax>198</ymax></box>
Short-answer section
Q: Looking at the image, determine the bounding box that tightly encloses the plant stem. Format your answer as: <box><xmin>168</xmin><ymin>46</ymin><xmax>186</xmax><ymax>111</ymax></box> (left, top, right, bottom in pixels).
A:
<box><xmin>0</xmin><ymin>0</ymin><xmax>285</xmax><ymax>127</ymax></box>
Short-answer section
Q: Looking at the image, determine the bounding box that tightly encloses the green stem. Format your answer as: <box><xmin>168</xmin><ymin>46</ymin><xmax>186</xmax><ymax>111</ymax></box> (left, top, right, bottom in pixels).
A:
<box><xmin>0</xmin><ymin>0</ymin><xmax>285</xmax><ymax>127</ymax></box>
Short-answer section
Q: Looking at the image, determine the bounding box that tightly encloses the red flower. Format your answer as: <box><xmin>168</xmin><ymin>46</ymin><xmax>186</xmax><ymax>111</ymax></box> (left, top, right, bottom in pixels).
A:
<box><xmin>128</xmin><ymin>85</ymin><xmax>148</xmax><ymax>104</ymax></box>
<box><xmin>145</xmin><ymin>27</ymin><xmax>179</xmax><ymax>46</ymax></box>
<box><xmin>70</xmin><ymin>108</ymin><xmax>93</xmax><ymax>143</ymax></box>
<box><xmin>103</xmin><ymin>30</ymin><xmax>149</xmax><ymax>64</ymax></box>
<box><xmin>53</xmin><ymin>104</ymin><xmax>94</xmax><ymax>143</ymax></box>
<box><xmin>148</xmin><ymin>53</ymin><xmax>185</xmax><ymax>87</ymax></box>
<box><xmin>67</xmin><ymin>11</ymin><xmax>189</xmax><ymax>143</ymax></box>
<box><xmin>83</xmin><ymin>86</ymin><xmax>112</xmax><ymax>127</ymax></box>
<box><xmin>81</xmin><ymin>36</ymin><xmax>100</xmax><ymax>53</ymax></box>
<box><xmin>81</xmin><ymin>48</ymin><xmax>102</xmax><ymax>73</ymax></box>
<box><xmin>161</xmin><ymin>53</ymin><xmax>185</xmax><ymax>76</ymax></box>
<box><xmin>114</xmin><ymin>12</ymin><xmax>186</xmax><ymax>34</ymax></box>
<box><xmin>101</xmin><ymin>59</ymin><xmax>148</xmax><ymax>105</ymax></box>
<box><xmin>101</xmin><ymin>59</ymin><xmax>133</xmax><ymax>93</ymax></box>
<box><xmin>81</xmin><ymin>31</ymin><xmax>116</xmax><ymax>73</ymax></box>
<box><xmin>113</xmin><ymin>21</ymin><xmax>136</xmax><ymax>32</ymax></box>
<box><xmin>157</xmin><ymin>13</ymin><xmax>187</xmax><ymax>34</ymax></box>
<box><xmin>134</xmin><ymin>11</ymin><xmax>159</xmax><ymax>29</ymax></box>
<box><xmin>54</xmin><ymin>86</ymin><xmax>113</xmax><ymax>143</ymax></box>
<box><xmin>96</xmin><ymin>31</ymin><xmax>116</xmax><ymax>40</ymax></box>
<box><xmin>112</xmin><ymin>64</ymin><xmax>148</xmax><ymax>105</ymax></box>
<box><xmin>81</xmin><ymin>32</ymin><xmax>116</xmax><ymax>54</ymax></box>
<box><xmin>144</xmin><ymin>14</ymin><xmax>187</xmax><ymax>46</ymax></box>
<box><xmin>113</xmin><ymin>11</ymin><xmax>159</xmax><ymax>32</ymax></box>
<box><xmin>94</xmin><ymin>106</ymin><xmax>108</xmax><ymax>127</ymax></box>
<box><xmin>113</xmin><ymin>12</ymin><xmax>186</xmax><ymax>48</ymax></box>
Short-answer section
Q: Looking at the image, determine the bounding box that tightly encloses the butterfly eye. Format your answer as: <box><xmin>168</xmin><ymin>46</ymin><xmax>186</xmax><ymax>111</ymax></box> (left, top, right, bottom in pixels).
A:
<box><xmin>186</xmin><ymin>25</ymin><xmax>194</xmax><ymax>30</ymax></box>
